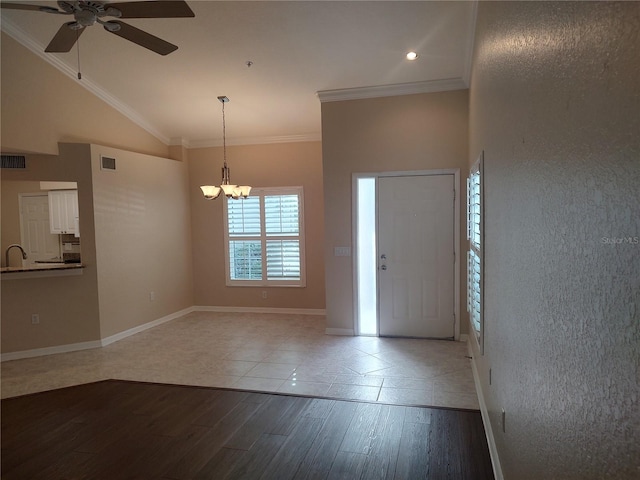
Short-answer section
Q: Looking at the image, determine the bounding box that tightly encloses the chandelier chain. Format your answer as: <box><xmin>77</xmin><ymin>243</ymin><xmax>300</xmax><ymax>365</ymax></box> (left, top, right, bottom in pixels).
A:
<box><xmin>222</xmin><ymin>100</ymin><xmax>227</xmax><ymax>167</ymax></box>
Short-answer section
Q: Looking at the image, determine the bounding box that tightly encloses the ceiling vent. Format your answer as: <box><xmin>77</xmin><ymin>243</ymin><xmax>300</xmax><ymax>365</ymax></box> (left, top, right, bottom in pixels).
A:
<box><xmin>1</xmin><ymin>154</ymin><xmax>26</xmax><ymax>169</ymax></box>
<box><xmin>100</xmin><ymin>155</ymin><xmax>116</xmax><ymax>171</ymax></box>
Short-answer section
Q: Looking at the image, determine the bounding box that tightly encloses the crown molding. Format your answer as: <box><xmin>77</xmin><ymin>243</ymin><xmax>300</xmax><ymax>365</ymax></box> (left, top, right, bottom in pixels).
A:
<box><xmin>185</xmin><ymin>133</ymin><xmax>321</xmax><ymax>149</ymax></box>
<box><xmin>317</xmin><ymin>77</ymin><xmax>468</xmax><ymax>103</ymax></box>
<box><xmin>463</xmin><ymin>1</ymin><xmax>479</xmax><ymax>87</ymax></box>
<box><xmin>1</xmin><ymin>17</ymin><xmax>171</xmax><ymax>145</ymax></box>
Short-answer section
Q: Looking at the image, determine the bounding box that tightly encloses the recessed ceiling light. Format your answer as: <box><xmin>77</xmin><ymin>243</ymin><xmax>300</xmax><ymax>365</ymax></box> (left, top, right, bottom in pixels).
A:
<box><xmin>406</xmin><ymin>51</ymin><xmax>418</xmax><ymax>61</ymax></box>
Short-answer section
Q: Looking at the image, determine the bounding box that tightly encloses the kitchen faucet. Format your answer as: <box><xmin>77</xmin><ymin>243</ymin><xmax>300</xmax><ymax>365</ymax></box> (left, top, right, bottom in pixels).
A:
<box><xmin>5</xmin><ymin>244</ymin><xmax>27</xmax><ymax>268</ymax></box>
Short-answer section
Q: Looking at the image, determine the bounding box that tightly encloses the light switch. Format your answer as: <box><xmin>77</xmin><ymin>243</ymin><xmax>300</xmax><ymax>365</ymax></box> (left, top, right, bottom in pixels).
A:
<box><xmin>334</xmin><ymin>246</ymin><xmax>351</xmax><ymax>257</ymax></box>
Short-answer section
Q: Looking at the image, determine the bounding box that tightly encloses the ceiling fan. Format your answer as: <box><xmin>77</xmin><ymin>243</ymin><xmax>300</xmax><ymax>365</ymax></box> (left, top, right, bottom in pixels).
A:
<box><xmin>0</xmin><ymin>1</ymin><xmax>194</xmax><ymax>55</ymax></box>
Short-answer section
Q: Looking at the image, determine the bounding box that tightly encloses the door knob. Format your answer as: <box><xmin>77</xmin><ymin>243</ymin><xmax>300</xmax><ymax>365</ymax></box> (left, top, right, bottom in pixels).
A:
<box><xmin>380</xmin><ymin>265</ymin><xmax>387</xmax><ymax>270</ymax></box>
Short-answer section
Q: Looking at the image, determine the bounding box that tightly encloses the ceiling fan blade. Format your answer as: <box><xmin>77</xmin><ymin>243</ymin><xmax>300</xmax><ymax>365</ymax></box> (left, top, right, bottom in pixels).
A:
<box><xmin>45</xmin><ymin>22</ymin><xmax>84</xmax><ymax>52</ymax></box>
<box><xmin>104</xmin><ymin>1</ymin><xmax>194</xmax><ymax>18</ymax></box>
<box><xmin>0</xmin><ymin>2</ymin><xmax>63</xmax><ymax>13</ymax></box>
<box><xmin>105</xmin><ymin>21</ymin><xmax>178</xmax><ymax>55</ymax></box>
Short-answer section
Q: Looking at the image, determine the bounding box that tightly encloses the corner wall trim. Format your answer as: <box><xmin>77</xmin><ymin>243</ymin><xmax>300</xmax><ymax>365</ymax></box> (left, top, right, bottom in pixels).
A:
<box><xmin>325</xmin><ymin>328</ymin><xmax>355</xmax><ymax>336</ymax></box>
<box><xmin>100</xmin><ymin>306</ymin><xmax>196</xmax><ymax>347</ymax></box>
<box><xmin>194</xmin><ymin>306</ymin><xmax>326</xmax><ymax>316</ymax></box>
<box><xmin>468</xmin><ymin>341</ymin><xmax>504</xmax><ymax>480</ymax></box>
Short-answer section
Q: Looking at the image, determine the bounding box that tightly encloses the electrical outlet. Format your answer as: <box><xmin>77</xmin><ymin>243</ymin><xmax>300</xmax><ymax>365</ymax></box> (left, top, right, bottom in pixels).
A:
<box><xmin>262</xmin><ymin>291</ymin><xmax>268</xmax><ymax>299</ymax></box>
<box><xmin>31</xmin><ymin>314</ymin><xmax>40</xmax><ymax>325</ymax></box>
<box><xmin>149</xmin><ymin>291</ymin><xmax>156</xmax><ymax>301</ymax></box>
<box><xmin>501</xmin><ymin>408</ymin><xmax>506</xmax><ymax>433</ymax></box>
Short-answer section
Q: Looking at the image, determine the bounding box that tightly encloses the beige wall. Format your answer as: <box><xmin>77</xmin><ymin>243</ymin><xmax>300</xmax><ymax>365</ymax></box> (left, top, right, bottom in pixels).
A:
<box><xmin>469</xmin><ymin>2</ymin><xmax>639</xmax><ymax>478</ymax></box>
<box><xmin>1</xmin><ymin>146</ymin><xmax>101</xmax><ymax>352</ymax></box>
<box><xmin>1</xmin><ymin>143</ymin><xmax>194</xmax><ymax>353</ymax></box>
<box><xmin>0</xmin><ymin>33</ymin><xmax>169</xmax><ymax>158</ymax></box>
<box><xmin>321</xmin><ymin>90</ymin><xmax>469</xmax><ymax>333</ymax></box>
<box><xmin>91</xmin><ymin>145</ymin><xmax>194</xmax><ymax>338</ymax></box>
<box><xmin>189</xmin><ymin>142</ymin><xmax>325</xmax><ymax>310</ymax></box>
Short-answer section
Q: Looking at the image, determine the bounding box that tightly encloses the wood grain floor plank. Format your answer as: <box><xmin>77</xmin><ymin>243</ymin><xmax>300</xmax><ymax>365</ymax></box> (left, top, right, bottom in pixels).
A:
<box><xmin>259</xmin><ymin>417</ymin><xmax>325</xmax><ymax>480</ymax></box>
<box><xmin>325</xmin><ymin>451</ymin><xmax>367</xmax><ymax>480</ymax></box>
<box><xmin>299</xmin><ymin>398</ymin><xmax>336</xmax><ymax>419</ymax></box>
<box><xmin>293</xmin><ymin>400</ymin><xmax>359</xmax><ymax>480</ymax></box>
<box><xmin>393</xmin><ymin>421</ymin><xmax>431</xmax><ymax>479</ymax></box>
<box><xmin>267</xmin><ymin>396</ymin><xmax>312</xmax><ymax>436</ymax></box>
<box><xmin>165</xmin><ymin>400</ymin><xmax>262</xmax><ymax>479</ymax></box>
<box><xmin>1</xmin><ymin>381</ymin><xmax>494</xmax><ymax>480</ymax></box>
<box><xmin>360</xmin><ymin>404</ymin><xmax>406</xmax><ymax>480</ymax></box>
<box><xmin>224</xmin><ymin>394</ymin><xmax>299</xmax><ymax>450</ymax></box>
<box><xmin>221</xmin><ymin>434</ymin><xmax>289</xmax><ymax>480</ymax></box>
<box><xmin>193</xmin><ymin>447</ymin><xmax>246</xmax><ymax>480</ymax></box>
<box><xmin>339</xmin><ymin>402</ymin><xmax>383</xmax><ymax>455</ymax></box>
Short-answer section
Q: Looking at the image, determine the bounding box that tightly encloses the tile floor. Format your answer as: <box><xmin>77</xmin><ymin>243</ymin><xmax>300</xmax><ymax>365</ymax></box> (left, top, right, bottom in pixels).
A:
<box><xmin>0</xmin><ymin>311</ymin><xmax>479</xmax><ymax>410</ymax></box>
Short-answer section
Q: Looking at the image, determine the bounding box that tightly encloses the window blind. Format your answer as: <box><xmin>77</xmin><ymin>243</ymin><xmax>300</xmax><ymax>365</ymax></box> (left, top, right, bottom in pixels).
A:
<box><xmin>225</xmin><ymin>187</ymin><xmax>305</xmax><ymax>286</ymax></box>
<box><xmin>467</xmin><ymin>154</ymin><xmax>483</xmax><ymax>349</ymax></box>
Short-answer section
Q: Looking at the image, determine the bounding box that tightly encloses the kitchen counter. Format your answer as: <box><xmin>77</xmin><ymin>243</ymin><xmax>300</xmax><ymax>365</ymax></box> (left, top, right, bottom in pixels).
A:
<box><xmin>1</xmin><ymin>263</ymin><xmax>84</xmax><ymax>280</ymax></box>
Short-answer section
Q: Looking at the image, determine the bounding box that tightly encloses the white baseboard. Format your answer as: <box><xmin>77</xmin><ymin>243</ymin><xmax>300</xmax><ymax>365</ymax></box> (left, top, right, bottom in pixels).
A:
<box><xmin>1</xmin><ymin>306</ymin><xmax>195</xmax><ymax>362</ymax></box>
<box><xmin>194</xmin><ymin>305</ymin><xmax>326</xmax><ymax>316</ymax></box>
<box><xmin>325</xmin><ymin>328</ymin><xmax>355</xmax><ymax>336</ymax></box>
<box><xmin>1</xmin><ymin>305</ymin><xmax>326</xmax><ymax>362</ymax></box>
<box><xmin>468</xmin><ymin>341</ymin><xmax>504</xmax><ymax>480</ymax></box>
<box><xmin>1</xmin><ymin>339</ymin><xmax>102</xmax><ymax>362</ymax></box>
<box><xmin>100</xmin><ymin>306</ymin><xmax>196</xmax><ymax>347</ymax></box>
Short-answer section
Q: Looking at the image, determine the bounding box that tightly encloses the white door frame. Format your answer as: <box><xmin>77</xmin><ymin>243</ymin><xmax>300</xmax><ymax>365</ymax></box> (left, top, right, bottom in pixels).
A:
<box><xmin>352</xmin><ymin>169</ymin><xmax>461</xmax><ymax>340</ymax></box>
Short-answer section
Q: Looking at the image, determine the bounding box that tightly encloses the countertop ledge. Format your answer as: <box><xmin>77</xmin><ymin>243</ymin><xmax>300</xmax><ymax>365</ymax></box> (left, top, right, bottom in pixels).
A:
<box><xmin>1</xmin><ymin>264</ymin><xmax>84</xmax><ymax>280</ymax></box>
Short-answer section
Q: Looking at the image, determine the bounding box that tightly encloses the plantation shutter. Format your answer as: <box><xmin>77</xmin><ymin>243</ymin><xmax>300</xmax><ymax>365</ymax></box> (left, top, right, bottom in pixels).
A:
<box><xmin>467</xmin><ymin>154</ymin><xmax>483</xmax><ymax>349</ymax></box>
<box><xmin>265</xmin><ymin>195</ymin><xmax>301</xmax><ymax>281</ymax></box>
<box><xmin>224</xmin><ymin>187</ymin><xmax>305</xmax><ymax>286</ymax></box>
<box><xmin>228</xmin><ymin>197</ymin><xmax>262</xmax><ymax>280</ymax></box>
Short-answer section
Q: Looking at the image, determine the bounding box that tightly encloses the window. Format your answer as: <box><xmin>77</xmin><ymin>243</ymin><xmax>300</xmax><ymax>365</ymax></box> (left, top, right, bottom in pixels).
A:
<box><xmin>224</xmin><ymin>187</ymin><xmax>305</xmax><ymax>287</ymax></box>
<box><xmin>467</xmin><ymin>153</ymin><xmax>483</xmax><ymax>350</ymax></box>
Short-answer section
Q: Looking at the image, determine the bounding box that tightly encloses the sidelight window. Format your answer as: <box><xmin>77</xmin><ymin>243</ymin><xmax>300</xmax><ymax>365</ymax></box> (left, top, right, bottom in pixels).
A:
<box><xmin>467</xmin><ymin>153</ymin><xmax>484</xmax><ymax>350</ymax></box>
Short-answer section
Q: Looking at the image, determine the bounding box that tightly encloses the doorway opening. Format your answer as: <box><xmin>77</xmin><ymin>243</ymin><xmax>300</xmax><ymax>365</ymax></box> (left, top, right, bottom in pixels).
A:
<box><xmin>353</xmin><ymin>170</ymin><xmax>461</xmax><ymax>339</ymax></box>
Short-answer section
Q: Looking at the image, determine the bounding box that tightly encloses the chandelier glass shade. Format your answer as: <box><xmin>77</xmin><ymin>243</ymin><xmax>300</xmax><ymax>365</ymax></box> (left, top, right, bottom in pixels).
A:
<box><xmin>200</xmin><ymin>96</ymin><xmax>251</xmax><ymax>200</ymax></box>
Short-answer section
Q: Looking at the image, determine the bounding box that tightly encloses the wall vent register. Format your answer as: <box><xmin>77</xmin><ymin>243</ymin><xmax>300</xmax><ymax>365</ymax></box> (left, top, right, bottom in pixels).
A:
<box><xmin>1</xmin><ymin>155</ymin><xmax>26</xmax><ymax>169</ymax></box>
<box><xmin>101</xmin><ymin>156</ymin><xmax>116</xmax><ymax>171</ymax></box>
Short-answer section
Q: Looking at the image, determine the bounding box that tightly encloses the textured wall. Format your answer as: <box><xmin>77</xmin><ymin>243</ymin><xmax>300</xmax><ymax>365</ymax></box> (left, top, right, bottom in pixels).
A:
<box><xmin>468</xmin><ymin>2</ymin><xmax>639</xmax><ymax>479</ymax></box>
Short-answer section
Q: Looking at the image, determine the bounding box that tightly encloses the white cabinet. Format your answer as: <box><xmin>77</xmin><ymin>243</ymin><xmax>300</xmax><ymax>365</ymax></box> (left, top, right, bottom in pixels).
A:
<box><xmin>48</xmin><ymin>190</ymin><xmax>79</xmax><ymax>236</ymax></box>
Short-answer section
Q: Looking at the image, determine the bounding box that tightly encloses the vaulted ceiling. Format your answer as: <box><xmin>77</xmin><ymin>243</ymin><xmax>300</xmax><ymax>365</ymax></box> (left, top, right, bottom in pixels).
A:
<box><xmin>1</xmin><ymin>1</ymin><xmax>476</xmax><ymax>146</ymax></box>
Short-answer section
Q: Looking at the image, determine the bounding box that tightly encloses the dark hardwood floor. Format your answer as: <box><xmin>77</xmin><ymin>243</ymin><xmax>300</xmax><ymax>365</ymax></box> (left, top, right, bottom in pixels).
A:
<box><xmin>1</xmin><ymin>380</ymin><xmax>494</xmax><ymax>479</ymax></box>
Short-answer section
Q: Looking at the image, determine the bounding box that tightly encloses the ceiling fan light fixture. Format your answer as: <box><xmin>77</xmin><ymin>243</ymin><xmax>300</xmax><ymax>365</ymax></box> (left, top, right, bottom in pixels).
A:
<box><xmin>1</xmin><ymin>0</ymin><xmax>193</xmax><ymax>54</ymax></box>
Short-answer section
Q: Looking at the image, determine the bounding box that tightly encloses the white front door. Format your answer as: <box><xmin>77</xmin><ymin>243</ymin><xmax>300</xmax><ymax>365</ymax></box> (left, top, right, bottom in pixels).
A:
<box><xmin>378</xmin><ymin>175</ymin><xmax>455</xmax><ymax>338</ymax></box>
<box><xmin>20</xmin><ymin>194</ymin><xmax>61</xmax><ymax>264</ymax></box>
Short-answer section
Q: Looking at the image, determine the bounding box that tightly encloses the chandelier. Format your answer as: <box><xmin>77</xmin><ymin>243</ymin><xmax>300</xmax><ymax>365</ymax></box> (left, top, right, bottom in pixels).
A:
<box><xmin>200</xmin><ymin>96</ymin><xmax>251</xmax><ymax>200</ymax></box>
